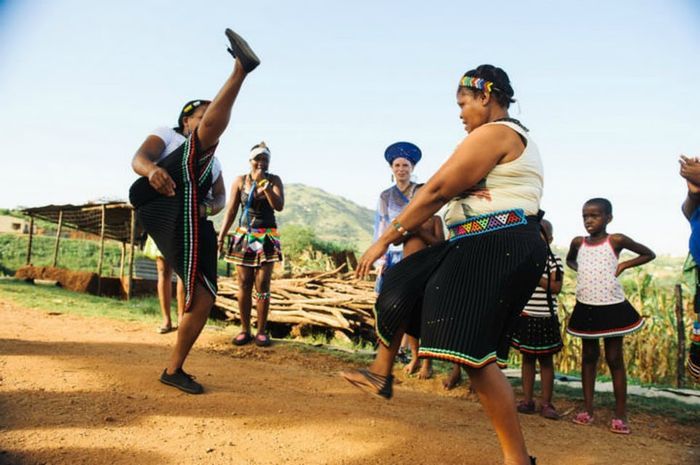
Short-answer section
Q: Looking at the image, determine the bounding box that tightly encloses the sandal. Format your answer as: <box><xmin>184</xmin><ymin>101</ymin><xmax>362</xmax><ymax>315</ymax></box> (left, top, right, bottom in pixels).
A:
<box><xmin>224</xmin><ymin>28</ymin><xmax>260</xmax><ymax>73</ymax></box>
<box><xmin>572</xmin><ymin>411</ymin><xmax>594</xmax><ymax>426</ymax></box>
<box><xmin>232</xmin><ymin>331</ymin><xmax>253</xmax><ymax>346</ymax></box>
<box><xmin>610</xmin><ymin>418</ymin><xmax>631</xmax><ymax>435</ymax></box>
<box><xmin>254</xmin><ymin>332</ymin><xmax>271</xmax><ymax>347</ymax></box>
<box><xmin>340</xmin><ymin>368</ymin><xmax>393</xmax><ymax>400</ymax></box>
<box><xmin>540</xmin><ymin>402</ymin><xmax>560</xmax><ymax>420</ymax></box>
<box><xmin>516</xmin><ymin>399</ymin><xmax>536</xmax><ymax>414</ymax></box>
<box><xmin>157</xmin><ymin>325</ymin><xmax>173</xmax><ymax>334</ymax></box>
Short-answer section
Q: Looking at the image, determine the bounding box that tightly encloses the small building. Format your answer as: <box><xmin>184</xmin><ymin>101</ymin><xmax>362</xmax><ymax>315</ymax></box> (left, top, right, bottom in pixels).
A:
<box><xmin>0</xmin><ymin>215</ymin><xmax>33</xmax><ymax>234</ymax></box>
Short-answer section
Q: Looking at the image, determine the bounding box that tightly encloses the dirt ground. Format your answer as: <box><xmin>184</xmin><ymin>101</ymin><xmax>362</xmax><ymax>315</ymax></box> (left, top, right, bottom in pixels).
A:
<box><xmin>0</xmin><ymin>299</ymin><xmax>698</xmax><ymax>465</ymax></box>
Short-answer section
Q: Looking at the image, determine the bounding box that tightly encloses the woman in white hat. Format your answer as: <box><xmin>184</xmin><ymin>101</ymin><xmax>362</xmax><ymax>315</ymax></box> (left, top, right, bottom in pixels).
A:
<box><xmin>219</xmin><ymin>142</ymin><xmax>284</xmax><ymax>347</ymax></box>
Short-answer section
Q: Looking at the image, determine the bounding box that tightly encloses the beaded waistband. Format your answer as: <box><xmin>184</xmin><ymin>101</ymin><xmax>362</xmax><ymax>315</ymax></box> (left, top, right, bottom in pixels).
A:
<box><xmin>447</xmin><ymin>208</ymin><xmax>527</xmax><ymax>241</ymax></box>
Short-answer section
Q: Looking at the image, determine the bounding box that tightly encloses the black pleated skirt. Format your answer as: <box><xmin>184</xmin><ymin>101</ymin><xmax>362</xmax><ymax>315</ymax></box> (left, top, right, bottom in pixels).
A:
<box><xmin>129</xmin><ymin>130</ymin><xmax>218</xmax><ymax>310</ymax></box>
<box><xmin>375</xmin><ymin>219</ymin><xmax>546</xmax><ymax>368</ymax></box>
<box><xmin>566</xmin><ymin>300</ymin><xmax>644</xmax><ymax>339</ymax></box>
<box><xmin>510</xmin><ymin>314</ymin><xmax>563</xmax><ymax>355</ymax></box>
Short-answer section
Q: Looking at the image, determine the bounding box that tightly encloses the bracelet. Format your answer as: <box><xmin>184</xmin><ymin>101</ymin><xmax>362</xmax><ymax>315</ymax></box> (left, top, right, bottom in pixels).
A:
<box><xmin>204</xmin><ymin>204</ymin><xmax>213</xmax><ymax>216</ymax></box>
<box><xmin>391</xmin><ymin>219</ymin><xmax>410</xmax><ymax>237</ymax></box>
<box><xmin>257</xmin><ymin>179</ymin><xmax>270</xmax><ymax>190</ymax></box>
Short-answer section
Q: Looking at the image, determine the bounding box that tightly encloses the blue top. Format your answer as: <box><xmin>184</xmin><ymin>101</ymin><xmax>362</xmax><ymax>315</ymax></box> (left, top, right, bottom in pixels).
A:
<box><xmin>690</xmin><ymin>207</ymin><xmax>700</xmax><ymax>264</ymax></box>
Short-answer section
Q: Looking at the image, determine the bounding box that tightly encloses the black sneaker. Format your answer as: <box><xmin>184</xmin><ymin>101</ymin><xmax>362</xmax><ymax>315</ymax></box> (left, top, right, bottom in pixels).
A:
<box><xmin>224</xmin><ymin>28</ymin><xmax>260</xmax><ymax>73</ymax></box>
<box><xmin>159</xmin><ymin>368</ymin><xmax>204</xmax><ymax>394</ymax></box>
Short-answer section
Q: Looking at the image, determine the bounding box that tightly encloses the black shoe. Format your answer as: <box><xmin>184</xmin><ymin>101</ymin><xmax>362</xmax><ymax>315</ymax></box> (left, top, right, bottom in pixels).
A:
<box><xmin>224</xmin><ymin>28</ymin><xmax>260</xmax><ymax>72</ymax></box>
<box><xmin>160</xmin><ymin>368</ymin><xmax>204</xmax><ymax>394</ymax></box>
<box><xmin>530</xmin><ymin>457</ymin><xmax>537</xmax><ymax>465</ymax></box>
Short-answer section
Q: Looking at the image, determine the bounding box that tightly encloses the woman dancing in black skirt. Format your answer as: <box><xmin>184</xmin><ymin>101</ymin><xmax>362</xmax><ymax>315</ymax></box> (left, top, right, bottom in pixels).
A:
<box><xmin>130</xmin><ymin>28</ymin><xmax>260</xmax><ymax>394</ymax></box>
<box><xmin>343</xmin><ymin>65</ymin><xmax>545</xmax><ymax>465</ymax></box>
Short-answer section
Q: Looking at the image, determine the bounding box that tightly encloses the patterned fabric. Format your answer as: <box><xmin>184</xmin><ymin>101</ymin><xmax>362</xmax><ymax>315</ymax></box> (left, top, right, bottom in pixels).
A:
<box><xmin>575</xmin><ymin>237</ymin><xmax>626</xmax><ymax>305</ymax></box>
<box><xmin>225</xmin><ymin>227</ymin><xmax>282</xmax><ymax>267</ymax></box>
<box><xmin>129</xmin><ymin>129</ymin><xmax>218</xmax><ymax>310</ymax></box>
<box><xmin>447</xmin><ymin>208</ymin><xmax>527</xmax><ymax>240</ymax></box>
<box><xmin>374</xmin><ymin>218</ymin><xmax>546</xmax><ymax>369</ymax></box>
<box><xmin>510</xmin><ymin>314</ymin><xmax>563</xmax><ymax>355</ymax></box>
<box><xmin>521</xmin><ymin>255</ymin><xmax>564</xmax><ymax>317</ymax></box>
<box><xmin>566</xmin><ymin>300</ymin><xmax>644</xmax><ymax>339</ymax></box>
<box><xmin>373</xmin><ymin>183</ymin><xmax>417</xmax><ymax>290</ymax></box>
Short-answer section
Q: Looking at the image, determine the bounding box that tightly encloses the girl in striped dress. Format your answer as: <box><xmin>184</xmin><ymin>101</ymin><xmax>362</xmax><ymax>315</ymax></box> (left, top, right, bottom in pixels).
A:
<box><xmin>566</xmin><ymin>198</ymin><xmax>655</xmax><ymax>434</ymax></box>
<box><xmin>511</xmin><ymin>219</ymin><xmax>563</xmax><ymax>420</ymax></box>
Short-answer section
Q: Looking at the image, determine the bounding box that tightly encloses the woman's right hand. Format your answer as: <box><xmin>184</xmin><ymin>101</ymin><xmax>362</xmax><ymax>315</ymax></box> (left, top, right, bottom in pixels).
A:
<box><xmin>356</xmin><ymin>241</ymin><xmax>389</xmax><ymax>279</ymax></box>
<box><xmin>148</xmin><ymin>166</ymin><xmax>176</xmax><ymax>196</ymax></box>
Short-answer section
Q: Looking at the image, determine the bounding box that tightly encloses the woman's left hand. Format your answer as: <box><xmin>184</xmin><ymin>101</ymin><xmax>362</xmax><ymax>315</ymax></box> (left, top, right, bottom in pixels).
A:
<box><xmin>356</xmin><ymin>241</ymin><xmax>389</xmax><ymax>278</ymax></box>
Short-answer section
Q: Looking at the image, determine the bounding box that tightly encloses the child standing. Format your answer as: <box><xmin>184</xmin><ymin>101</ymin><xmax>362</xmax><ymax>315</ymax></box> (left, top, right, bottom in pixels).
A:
<box><xmin>512</xmin><ymin>219</ymin><xmax>563</xmax><ymax>420</ymax></box>
<box><xmin>566</xmin><ymin>198</ymin><xmax>655</xmax><ymax>434</ymax></box>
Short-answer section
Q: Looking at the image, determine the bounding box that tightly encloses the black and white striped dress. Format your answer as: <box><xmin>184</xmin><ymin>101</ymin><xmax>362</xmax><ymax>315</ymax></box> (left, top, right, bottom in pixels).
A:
<box><xmin>510</xmin><ymin>255</ymin><xmax>564</xmax><ymax>355</ymax></box>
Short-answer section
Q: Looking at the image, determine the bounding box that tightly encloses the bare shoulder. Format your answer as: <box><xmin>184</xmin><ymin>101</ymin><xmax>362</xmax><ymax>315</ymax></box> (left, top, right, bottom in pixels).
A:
<box><xmin>570</xmin><ymin>236</ymin><xmax>584</xmax><ymax>247</ymax></box>
<box><xmin>608</xmin><ymin>233</ymin><xmax>632</xmax><ymax>246</ymax></box>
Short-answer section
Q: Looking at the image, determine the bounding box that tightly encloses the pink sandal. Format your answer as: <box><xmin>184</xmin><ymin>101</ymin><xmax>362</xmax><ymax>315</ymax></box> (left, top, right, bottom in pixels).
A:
<box><xmin>572</xmin><ymin>411</ymin><xmax>594</xmax><ymax>426</ymax></box>
<box><xmin>610</xmin><ymin>418</ymin><xmax>631</xmax><ymax>434</ymax></box>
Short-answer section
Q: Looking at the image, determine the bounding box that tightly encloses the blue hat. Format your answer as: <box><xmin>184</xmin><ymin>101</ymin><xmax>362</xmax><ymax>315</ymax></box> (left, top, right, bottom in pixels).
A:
<box><xmin>384</xmin><ymin>142</ymin><xmax>422</xmax><ymax>166</ymax></box>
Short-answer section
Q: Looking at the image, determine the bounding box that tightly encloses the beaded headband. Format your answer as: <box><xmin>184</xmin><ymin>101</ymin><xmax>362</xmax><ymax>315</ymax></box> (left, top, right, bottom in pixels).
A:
<box><xmin>459</xmin><ymin>76</ymin><xmax>496</xmax><ymax>92</ymax></box>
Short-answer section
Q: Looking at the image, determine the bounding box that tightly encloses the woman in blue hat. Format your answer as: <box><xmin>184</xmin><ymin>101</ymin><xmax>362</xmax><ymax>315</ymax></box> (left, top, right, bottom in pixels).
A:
<box><xmin>373</xmin><ymin>141</ymin><xmax>422</xmax><ymax>291</ymax></box>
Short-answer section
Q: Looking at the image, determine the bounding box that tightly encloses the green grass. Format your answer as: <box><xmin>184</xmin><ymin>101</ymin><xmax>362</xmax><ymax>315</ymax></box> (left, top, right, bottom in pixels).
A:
<box><xmin>0</xmin><ymin>278</ymin><xmax>163</xmax><ymax>323</ymax></box>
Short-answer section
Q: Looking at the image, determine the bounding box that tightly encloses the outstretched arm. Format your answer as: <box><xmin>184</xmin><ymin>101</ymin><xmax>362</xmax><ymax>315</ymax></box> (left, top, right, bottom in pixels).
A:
<box><xmin>566</xmin><ymin>237</ymin><xmax>583</xmax><ymax>272</ymax></box>
<box><xmin>610</xmin><ymin>234</ymin><xmax>655</xmax><ymax>276</ymax></box>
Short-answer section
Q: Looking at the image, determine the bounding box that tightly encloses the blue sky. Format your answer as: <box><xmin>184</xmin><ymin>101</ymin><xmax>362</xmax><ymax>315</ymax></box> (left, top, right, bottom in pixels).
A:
<box><xmin>1</xmin><ymin>0</ymin><xmax>699</xmax><ymax>255</ymax></box>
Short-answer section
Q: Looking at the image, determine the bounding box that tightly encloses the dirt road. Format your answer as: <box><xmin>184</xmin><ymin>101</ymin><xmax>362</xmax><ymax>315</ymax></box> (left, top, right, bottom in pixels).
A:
<box><xmin>0</xmin><ymin>300</ymin><xmax>697</xmax><ymax>465</ymax></box>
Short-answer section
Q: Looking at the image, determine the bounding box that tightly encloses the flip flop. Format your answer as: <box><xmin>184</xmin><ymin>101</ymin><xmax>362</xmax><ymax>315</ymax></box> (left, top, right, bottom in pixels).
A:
<box><xmin>224</xmin><ymin>28</ymin><xmax>260</xmax><ymax>73</ymax></box>
<box><xmin>610</xmin><ymin>418</ymin><xmax>631</xmax><ymax>435</ymax></box>
<box><xmin>254</xmin><ymin>332</ymin><xmax>271</xmax><ymax>347</ymax></box>
<box><xmin>232</xmin><ymin>331</ymin><xmax>253</xmax><ymax>346</ymax></box>
<box><xmin>157</xmin><ymin>325</ymin><xmax>173</xmax><ymax>334</ymax></box>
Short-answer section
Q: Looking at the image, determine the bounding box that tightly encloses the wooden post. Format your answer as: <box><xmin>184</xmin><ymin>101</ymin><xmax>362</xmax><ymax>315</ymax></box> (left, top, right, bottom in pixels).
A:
<box><xmin>127</xmin><ymin>208</ymin><xmax>136</xmax><ymax>300</ymax></box>
<box><xmin>52</xmin><ymin>210</ymin><xmax>63</xmax><ymax>267</ymax></box>
<box><xmin>675</xmin><ymin>284</ymin><xmax>685</xmax><ymax>388</ymax></box>
<box><xmin>119</xmin><ymin>242</ymin><xmax>126</xmax><ymax>278</ymax></box>
<box><xmin>96</xmin><ymin>205</ymin><xmax>106</xmax><ymax>295</ymax></box>
<box><xmin>25</xmin><ymin>216</ymin><xmax>35</xmax><ymax>265</ymax></box>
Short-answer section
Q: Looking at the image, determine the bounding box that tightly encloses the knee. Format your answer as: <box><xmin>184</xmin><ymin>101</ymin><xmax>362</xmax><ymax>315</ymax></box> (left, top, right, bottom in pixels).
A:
<box><xmin>582</xmin><ymin>346</ymin><xmax>600</xmax><ymax>365</ymax></box>
<box><xmin>238</xmin><ymin>274</ymin><xmax>254</xmax><ymax>291</ymax></box>
<box><xmin>605</xmin><ymin>351</ymin><xmax>625</xmax><ymax>371</ymax></box>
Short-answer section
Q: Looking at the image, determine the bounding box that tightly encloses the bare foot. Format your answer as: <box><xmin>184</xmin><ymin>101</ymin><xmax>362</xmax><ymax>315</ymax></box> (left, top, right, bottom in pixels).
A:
<box><xmin>442</xmin><ymin>364</ymin><xmax>462</xmax><ymax>390</ymax></box>
<box><xmin>403</xmin><ymin>358</ymin><xmax>420</xmax><ymax>375</ymax></box>
<box><xmin>417</xmin><ymin>360</ymin><xmax>433</xmax><ymax>380</ymax></box>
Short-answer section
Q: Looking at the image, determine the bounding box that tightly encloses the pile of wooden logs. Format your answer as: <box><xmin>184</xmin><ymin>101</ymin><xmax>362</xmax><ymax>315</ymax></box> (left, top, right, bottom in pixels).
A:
<box><xmin>215</xmin><ymin>266</ymin><xmax>377</xmax><ymax>338</ymax></box>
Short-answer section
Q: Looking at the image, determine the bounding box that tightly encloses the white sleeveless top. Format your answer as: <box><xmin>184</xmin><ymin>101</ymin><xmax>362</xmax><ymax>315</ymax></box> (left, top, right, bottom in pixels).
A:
<box><xmin>575</xmin><ymin>237</ymin><xmax>626</xmax><ymax>305</ymax></box>
<box><xmin>444</xmin><ymin>121</ymin><xmax>543</xmax><ymax>225</ymax></box>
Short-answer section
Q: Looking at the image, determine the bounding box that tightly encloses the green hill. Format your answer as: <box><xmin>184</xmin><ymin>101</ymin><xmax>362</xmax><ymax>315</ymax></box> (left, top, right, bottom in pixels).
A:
<box><xmin>211</xmin><ymin>183</ymin><xmax>374</xmax><ymax>251</ymax></box>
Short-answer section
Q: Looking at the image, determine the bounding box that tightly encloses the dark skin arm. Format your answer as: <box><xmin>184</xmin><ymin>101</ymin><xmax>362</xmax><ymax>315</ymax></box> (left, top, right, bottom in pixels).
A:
<box><xmin>538</xmin><ymin>267</ymin><xmax>563</xmax><ymax>294</ymax></box>
<box><xmin>609</xmin><ymin>233</ymin><xmax>656</xmax><ymax>277</ymax></box>
<box><xmin>566</xmin><ymin>236</ymin><xmax>584</xmax><ymax>272</ymax></box>
<box><xmin>199</xmin><ymin>174</ymin><xmax>226</xmax><ymax>218</ymax></box>
<box><xmin>217</xmin><ymin>175</ymin><xmax>243</xmax><ymax>251</ymax></box>
<box><xmin>131</xmin><ymin>135</ymin><xmax>176</xmax><ymax>196</ymax></box>
<box><xmin>356</xmin><ymin>124</ymin><xmax>523</xmax><ymax>277</ymax></box>
<box><xmin>259</xmin><ymin>174</ymin><xmax>285</xmax><ymax>212</ymax></box>
<box><xmin>414</xmin><ymin>216</ymin><xmax>446</xmax><ymax>246</ymax></box>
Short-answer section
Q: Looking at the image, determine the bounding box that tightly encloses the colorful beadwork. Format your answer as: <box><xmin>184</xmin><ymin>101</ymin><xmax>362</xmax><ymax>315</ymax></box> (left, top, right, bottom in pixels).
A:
<box><xmin>254</xmin><ymin>291</ymin><xmax>271</xmax><ymax>301</ymax></box>
<box><xmin>459</xmin><ymin>76</ymin><xmax>495</xmax><ymax>92</ymax></box>
<box><xmin>447</xmin><ymin>209</ymin><xmax>527</xmax><ymax>241</ymax></box>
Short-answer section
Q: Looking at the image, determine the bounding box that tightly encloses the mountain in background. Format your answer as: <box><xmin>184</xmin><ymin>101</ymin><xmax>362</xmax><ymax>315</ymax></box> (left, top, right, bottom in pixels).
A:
<box><xmin>212</xmin><ymin>183</ymin><xmax>375</xmax><ymax>251</ymax></box>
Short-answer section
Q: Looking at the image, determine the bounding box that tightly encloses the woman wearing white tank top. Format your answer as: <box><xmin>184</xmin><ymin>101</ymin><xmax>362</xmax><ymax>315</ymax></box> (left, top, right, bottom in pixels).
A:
<box><xmin>566</xmin><ymin>198</ymin><xmax>655</xmax><ymax>435</ymax></box>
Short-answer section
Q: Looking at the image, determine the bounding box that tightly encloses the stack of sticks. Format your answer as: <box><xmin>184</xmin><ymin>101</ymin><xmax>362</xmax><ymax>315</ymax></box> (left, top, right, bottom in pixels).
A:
<box><xmin>215</xmin><ymin>266</ymin><xmax>377</xmax><ymax>336</ymax></box>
